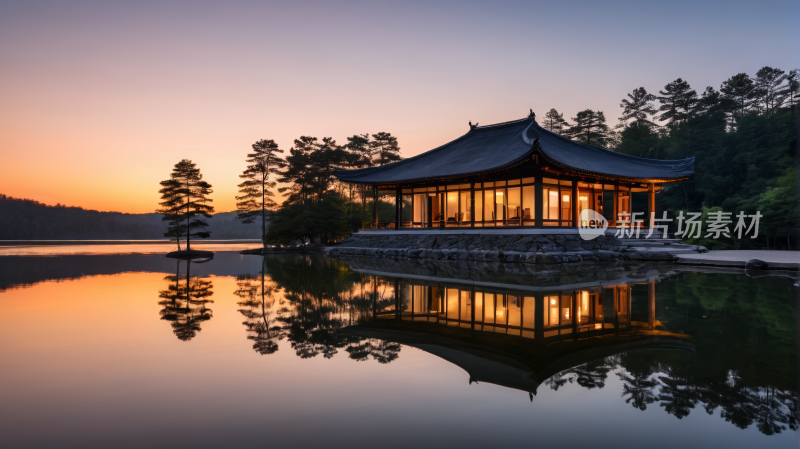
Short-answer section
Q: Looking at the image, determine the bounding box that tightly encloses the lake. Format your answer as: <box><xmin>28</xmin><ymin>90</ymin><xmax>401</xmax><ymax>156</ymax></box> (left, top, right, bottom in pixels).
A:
<box><xmin>0</xmin><ymin>246</ymin><xmax>797</xmax><ymax>448</ymax></box>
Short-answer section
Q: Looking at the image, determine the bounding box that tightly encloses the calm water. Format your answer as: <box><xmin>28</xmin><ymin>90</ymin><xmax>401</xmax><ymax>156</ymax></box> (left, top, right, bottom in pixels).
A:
<box><xmin>0</xmin><ymin>248</ymin><xmax>797</xmax><ymax>448</ymax></box>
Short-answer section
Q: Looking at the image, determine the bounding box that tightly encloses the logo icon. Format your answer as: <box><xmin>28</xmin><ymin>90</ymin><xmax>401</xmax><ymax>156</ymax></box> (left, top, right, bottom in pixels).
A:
<box><xmin>578</xmin><ymin>209</ymin><xmax>608</xmax><ymax>240</ymax></box>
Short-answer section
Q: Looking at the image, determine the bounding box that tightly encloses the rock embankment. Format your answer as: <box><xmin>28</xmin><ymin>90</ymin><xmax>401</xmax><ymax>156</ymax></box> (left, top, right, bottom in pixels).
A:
<box><xmin>329</xmin><ymin>233</ymin><xmax>677</xmax><ymax>264</ymax></box>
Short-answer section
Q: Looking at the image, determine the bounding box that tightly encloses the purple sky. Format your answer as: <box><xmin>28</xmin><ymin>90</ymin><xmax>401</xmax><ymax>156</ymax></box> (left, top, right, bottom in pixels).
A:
<box><xmin>1</xmin><ymin>0</ymin><xmax>797</xmax><ymax>212</ymax></box>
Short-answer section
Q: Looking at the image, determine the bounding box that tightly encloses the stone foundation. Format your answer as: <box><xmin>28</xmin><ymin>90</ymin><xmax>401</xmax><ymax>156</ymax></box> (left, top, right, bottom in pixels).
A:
<box><xmin>329</xmin><ymin>233</ymin><xmax>676</xmax><ymax>264</ymax></box>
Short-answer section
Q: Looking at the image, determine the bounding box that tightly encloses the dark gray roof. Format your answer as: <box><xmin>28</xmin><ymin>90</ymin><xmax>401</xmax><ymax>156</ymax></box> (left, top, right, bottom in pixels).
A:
<box><xmin>334</xmin><ymin>116</ymin><xmax>694</xmax><ymax>184</ymax></box>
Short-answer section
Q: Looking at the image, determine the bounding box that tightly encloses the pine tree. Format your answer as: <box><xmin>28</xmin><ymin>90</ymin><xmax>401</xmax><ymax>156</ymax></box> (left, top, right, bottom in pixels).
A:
<box><xmin>720</xmin><ymin>73</ymin><xmax>756</xmax><ymax>119</ymax></box>
<box><xmin>542</xmin><ymin>108</ymin><xmax>569</xmax><ymax>134</ymax></box>
<box><xmin>783</xmin><ymin>69</ymin><xmax>800</xmax><ymax>112</ymax></box>
<box><xmin>568</xmin><ymin>110</ymin><xmax>610</xmax><ymax>147</ymax></box>
<box><xmin>656</xmin><ymin>78</ymin><xmax>698</xmax><ymax>126</ymax></box>
<box><xmin>344</xmin><ymin>134</ymin><xmax>372</xmax><ymax>224</ymax></box>
<box><xmin>370</xmin><ymin>132</ymin><xmax>401</xmax><ymax>166</ymax></box>
<box><xmin>236</xmin><ymin>139</ymin><xmax>286</xmax><ymax>249</ymax></box>
<box><xmin>754</xmin><ymin>66</ymin><xmax>790</xmax><ymax>115</ymax></box>
<box><xmin>278</xmin><ymin>136</ymin><xmax>316</xmax><ymax>204</ymax></box>
<box><xmin>158</xmin><ymin>178</ymin><xmax>185</xmax><ymax>250</ymax></box>
<box><xmin>162</xmin><ymin>159</ymin><xmax>215</xmax><ymax>251</ymax></box>
<box><xmin>619</xmin><ymin>87</ymin><xmax>657</xmax><ymax>129</ymax></box>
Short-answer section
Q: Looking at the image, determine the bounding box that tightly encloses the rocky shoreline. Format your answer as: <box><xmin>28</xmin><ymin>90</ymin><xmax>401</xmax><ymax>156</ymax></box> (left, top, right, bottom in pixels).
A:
<box><xmin>328</xmin><ymin>233</ymin><xmax>684</xmax><ymax>263</ymax></box>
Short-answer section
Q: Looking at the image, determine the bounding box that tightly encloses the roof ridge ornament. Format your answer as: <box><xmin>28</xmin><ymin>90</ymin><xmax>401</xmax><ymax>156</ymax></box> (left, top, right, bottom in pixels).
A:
<box><xmin>528</xmin><ymin>109</ymin><xmax>535</xmax><ymax>120</ymax></box>
<box><xmin>469</xmin><ymin>121</ymin><xmax>478</xmax><ymax>130</ymax></box>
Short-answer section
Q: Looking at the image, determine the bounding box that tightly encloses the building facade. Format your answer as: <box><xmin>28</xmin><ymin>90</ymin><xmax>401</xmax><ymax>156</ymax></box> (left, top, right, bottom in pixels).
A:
<box><xmin>335</xmin><ymin>113</ymin><xmax>694</xmax><ymax>230</ymax></box>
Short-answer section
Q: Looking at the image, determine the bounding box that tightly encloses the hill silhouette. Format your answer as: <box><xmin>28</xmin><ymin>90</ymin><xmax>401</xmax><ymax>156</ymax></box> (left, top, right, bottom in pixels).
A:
<box><xmin>0</xmin><ymin>194</ymin><xmax>264</xmax><ymax>240</ymax></box>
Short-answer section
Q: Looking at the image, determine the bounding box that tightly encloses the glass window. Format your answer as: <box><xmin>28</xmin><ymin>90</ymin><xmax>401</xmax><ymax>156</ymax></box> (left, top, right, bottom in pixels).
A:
<box><xmin>460</xmin><ymin>190</ymin><xmax>470</xmax><ymax>223</ymax></box>
<box><xmin>543</xmin><ymin>178</ymin><xmax>558</xmax><ymax>184</ymax></box>
<box><xmin>474</xmin><ymin>292</ymin><xmax>484</xmax><ymax>322</ymax></box>
<box><xmin>545</xmin><ymin>188</ymin><xmax>559</xmax><ymax>219</ymax></box>
<box><xmin>560</xmin><ymin>180</ymin><xmax>573</xmax><ymax>186</ymax></box>
<box><xmin>508</xmin><ymin>179</ymin><xmax>520</xmax><ymax>185</ymax></box>
<box><xmin>545</xmin><ymin>295</ymin><xmax>559</xmax><ymax>327</ymax></box>
<box><xmin>484</xmin><ymin>182</ymin><xmax>494</xmax><ymax>188</ymax></box>
<box><xmin>578</xmin><ymin>191</ymin><xmax>591</xmax><ymax>225</ymax></box>
<box><xmin>508</xmin><ymin>187</ymin><xmax>520</xmax><ymax>224</ymax></box>
<box><xmin>522</xmin><ymin>185</ymin><xmax>534</xmax><ymax>221</ymax></box>
<box><xmin>496</xmin><ymin>181</ymin><xmax>507</xmax><ymax>187</ymax></box>
<box><xmin>446</xmin><ymin>191</ymin><xmax>458</xmax><ymax>224</ymax></box>
<box><xmin>522</xmin><ymin>297</ymin><xmax>535</xmax><ymax>329</ymax></box>
<box><xmin>495</xmin><ymin>189</ymin><xmax>505</xmax><ymax>221</ymax></box>
<box><xmin>475</xmin><ymin>189</ymin><xmax>483</xmax><ymax>222</ymax></box>
<box><xmin>484</xmin><ymin>190</ymin><xmax>494</xmax><ymax>221</ymax></box>
<box><xmin>402</xmin><ymin>188</ymin><xmax>412</xmax><ymax>193</ymax></box>
<box><xmin>446</xmin><ymin>289</ymin><xmax>459</xmax><ymax>319</ymax></box>
<box><xmin>484</xmin><ymin>293</ymin><xmax>496</xmax><ymax>324</ymax></box>
<box><xmin>561</xmin><ymin>190</ymin><xmax>572</xmax><ymax>221</ymax></box>
<box><xmin>507</xmin><ymin>295</ymin><xmax>521</xmax><ymax>327</ymax></box>
<box><xmin>460</xmin><ymin>290</ymin><xmax>471</xmax><ymax>320</ymax></box>
<box><xmin>413</xmin><ymin>193</ymin><xmax>428</xmax><ymax>223</ymax></box>
<box><xmin>522</xmin><ymin>177</ymin><xmax>535</xmax><ymax>184</ymax></box>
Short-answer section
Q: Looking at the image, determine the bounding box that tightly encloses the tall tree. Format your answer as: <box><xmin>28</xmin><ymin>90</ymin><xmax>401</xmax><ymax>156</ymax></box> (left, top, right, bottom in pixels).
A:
<box><xmin>656</xmin><ymin>78</ymin><xmax>698</xmax><ymax>126</ymax></box>
<box><xmin>157</xmin><ymin>178</ymin><xmax>185</xmax><ymax>251</ymax></box>
<box><xmin>783</xmin><ymin>69</ymin><xmax>800</xmax><ymax>112</ymax></box>
<box><xmin>278</xmin><ymin>136</ymin><xmax>316</xmax><ymax>204</ymax></box>
<box><xmin>370</xmin><ymin>132</ymin><xmax>401</xmax><ymax>166</ymax></box>
<box><xmin>720</xmin><ymin>73</ymin><xmax>756</xmax><ymax>119</ymax></box>
<box><xmin>568</xmin><ymin>109</ymin><xmax>610</xmax><ymax>147</ymax></box>
<box><xmin>542</xmin><ymin>108</ymin><xmax>570</xmax><ymax>134</ymax></box>
<box><xmin>236</xmin><ymin>139</ymin><xmax>286</xmax><ymax>249</ymax></box>
<box><xmin>163</xmin><ymin>159</ymin><xmax>215</xmax><ymax>251</ymax></box>
<box><xmin>619</xmin><ymin>87</ymin><xmax>657</xmax><ymax>129</ymax></box>
<box><xmin>754</xmin><ymin>66</ymin><xmax>789</xmax><ymax>115</ymax></box>
<box><xmin>344</xmin><ymin>134</ymin><xmax>372</xmax><ymax>224</ymax></box>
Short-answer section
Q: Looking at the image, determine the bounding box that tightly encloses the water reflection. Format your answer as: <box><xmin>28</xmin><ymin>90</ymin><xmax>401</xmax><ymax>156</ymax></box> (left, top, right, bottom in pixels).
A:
<box><xmin>158</xmin><ymin>260</ymin><xmax>214</xmax><ymax>341</ymax></box>
<box><xmin>253</xmin><ymin>254</ymin><xmax>797</xmax><ymax>436</ymax></box>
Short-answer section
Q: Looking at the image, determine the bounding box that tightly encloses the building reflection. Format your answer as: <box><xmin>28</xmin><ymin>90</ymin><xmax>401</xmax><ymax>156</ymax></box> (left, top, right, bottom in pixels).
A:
<box><xmin>158</xmin><ymin>259</ymin><xmax>214</xmax><ymax>341</ymax></box>
<box><xmin>333</xmin><ymin>256</ymin><xmax>797</xmax><ymax>435</ymax></box>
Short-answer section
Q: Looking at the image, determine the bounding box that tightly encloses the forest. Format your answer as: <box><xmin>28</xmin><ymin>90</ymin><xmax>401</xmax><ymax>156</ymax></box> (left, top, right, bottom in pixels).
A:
<box><xmin>265</xmin><ymin>66</ymin><xmax>798</xmax><ymax>248</ymax></box>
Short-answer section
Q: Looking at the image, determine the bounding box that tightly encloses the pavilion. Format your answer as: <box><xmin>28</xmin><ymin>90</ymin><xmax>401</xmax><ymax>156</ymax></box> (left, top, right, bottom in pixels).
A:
<box><xmin>335</xmin><ymin>112</ymin><xmax>694</xmax><ymax>229</ymax></box>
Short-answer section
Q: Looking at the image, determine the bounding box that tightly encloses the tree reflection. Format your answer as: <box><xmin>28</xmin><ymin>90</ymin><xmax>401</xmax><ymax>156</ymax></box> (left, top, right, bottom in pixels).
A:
<box><xmin>234</xmin><ymin>255</ymin><xmax>400</xmax><ymax>364</ymax></box>
<box><xmin>234</xmin><ymin>258</ymin><xmax>285</xmax><ymax>355</ymax></box>
<box><xmin>158</xmin><ymin>260</ymin><xmax>214</xmax><ymax>341</ymax></box>
<box><xmin>542</xmin><ymin>349</ymin><xmax>797</xmax><ymax>436</ymax></box>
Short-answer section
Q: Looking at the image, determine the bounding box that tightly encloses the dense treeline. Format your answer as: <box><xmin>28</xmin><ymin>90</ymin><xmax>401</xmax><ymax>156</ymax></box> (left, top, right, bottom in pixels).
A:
<box><xmin>0</xmin><ymin>194</ymin><xmax>261</xmax><ymax>240</ymax></box>
<box><xmin>251</xmin><ymin>132</ymin><xmax>400</xmax><ymax>245</ymax></box>
<box><xmin>544</xmin><ymin>66</ymin><xmax>799</xmax><ymax>249</ymax></box>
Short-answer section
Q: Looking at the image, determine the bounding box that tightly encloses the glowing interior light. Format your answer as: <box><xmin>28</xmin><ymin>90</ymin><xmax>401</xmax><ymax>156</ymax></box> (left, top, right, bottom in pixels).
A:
<box><xmin>563</xmin><ymin>195</ymin><xmax>570</xmax><ymax>202</ymax></box>
<box><xmin>550</xmin><ymin>299</ymin><xmax>556</xmax><ymax>305</ymax></box>
<box><xmin>595</xmin><ymin>323</ymin><xmax>602</xmax><ymax>329</ymax></box>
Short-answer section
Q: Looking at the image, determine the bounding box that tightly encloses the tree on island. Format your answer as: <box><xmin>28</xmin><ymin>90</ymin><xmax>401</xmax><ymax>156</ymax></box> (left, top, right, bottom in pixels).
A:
<box><xmin>157</xmin><ymin>178</ymin><xmax>185</xmax><ymax>251</ymax></box>
<box><xmin>158</xmin><ymin>159</ymin><xmax>215</xmax><ymax>251</ymax></box>
<box><xmin>236</xmin><ymin>139</ymin><xmax>286</xmax><ymax>250</ymax></box>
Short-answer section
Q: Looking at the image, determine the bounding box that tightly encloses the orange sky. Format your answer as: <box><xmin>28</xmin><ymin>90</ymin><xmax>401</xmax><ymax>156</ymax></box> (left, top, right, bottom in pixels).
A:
<box><xmin>1</xmin><ymin>1</ymin><xmax>796</xmax><ymax>214</ymax></box>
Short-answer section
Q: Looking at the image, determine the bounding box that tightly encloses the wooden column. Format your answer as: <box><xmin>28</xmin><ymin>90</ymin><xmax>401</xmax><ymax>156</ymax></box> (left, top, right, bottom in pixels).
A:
<box><xmin>572</xmin><ymin>291</ymin><xmax>578</xmax><ymax>338</ymax></box>
<box><xmin>470</xmin><ymin>183</ymin><xmax>476</xmax><ymax>227</ymax></box>
<box><xmin>571</xmin><ymin>182</ymin><xmax>579</xmax><ymax>227</ymax></box>
<box><xmin>373</xmin><ymin>186</ymin><xmax>378</xmax><ymax>229</ymax></box>
<box><xmin>648</xmin><ymin>183</ymin><xmax>656</xmax><ymax>231</ymax></box>
<box><xmin>534</xmin><ymin>292</ymin><xmax>544</xmax><ymax>341</ymax></box>
<box><xmin>395</xmin><ymin>187</ymin><xmax>401</xmax><ymax>230</ymax></box>
<box><xmin>535</xmin><ymin>176</ymin><xmax>543</xmax><ymax>228</ymax></box>
<box><xmin>648</xmin><ymin>282</ymin><xmax>656</xmax><ymax>329</ymax></box>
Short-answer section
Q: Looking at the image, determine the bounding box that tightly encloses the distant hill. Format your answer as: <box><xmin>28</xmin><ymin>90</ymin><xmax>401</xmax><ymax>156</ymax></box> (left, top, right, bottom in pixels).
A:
<box><xmin>0</xmin><ymin>194</ymin><xmax>266</xmax><ymax>240</ymax></box>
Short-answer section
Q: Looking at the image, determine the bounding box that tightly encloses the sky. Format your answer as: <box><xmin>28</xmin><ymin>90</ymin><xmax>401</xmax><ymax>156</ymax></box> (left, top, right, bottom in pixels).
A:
<box><xmin>0</xmin><ymin>0</ymin><xmax>797</xmax><ymax>214</ymax></box>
